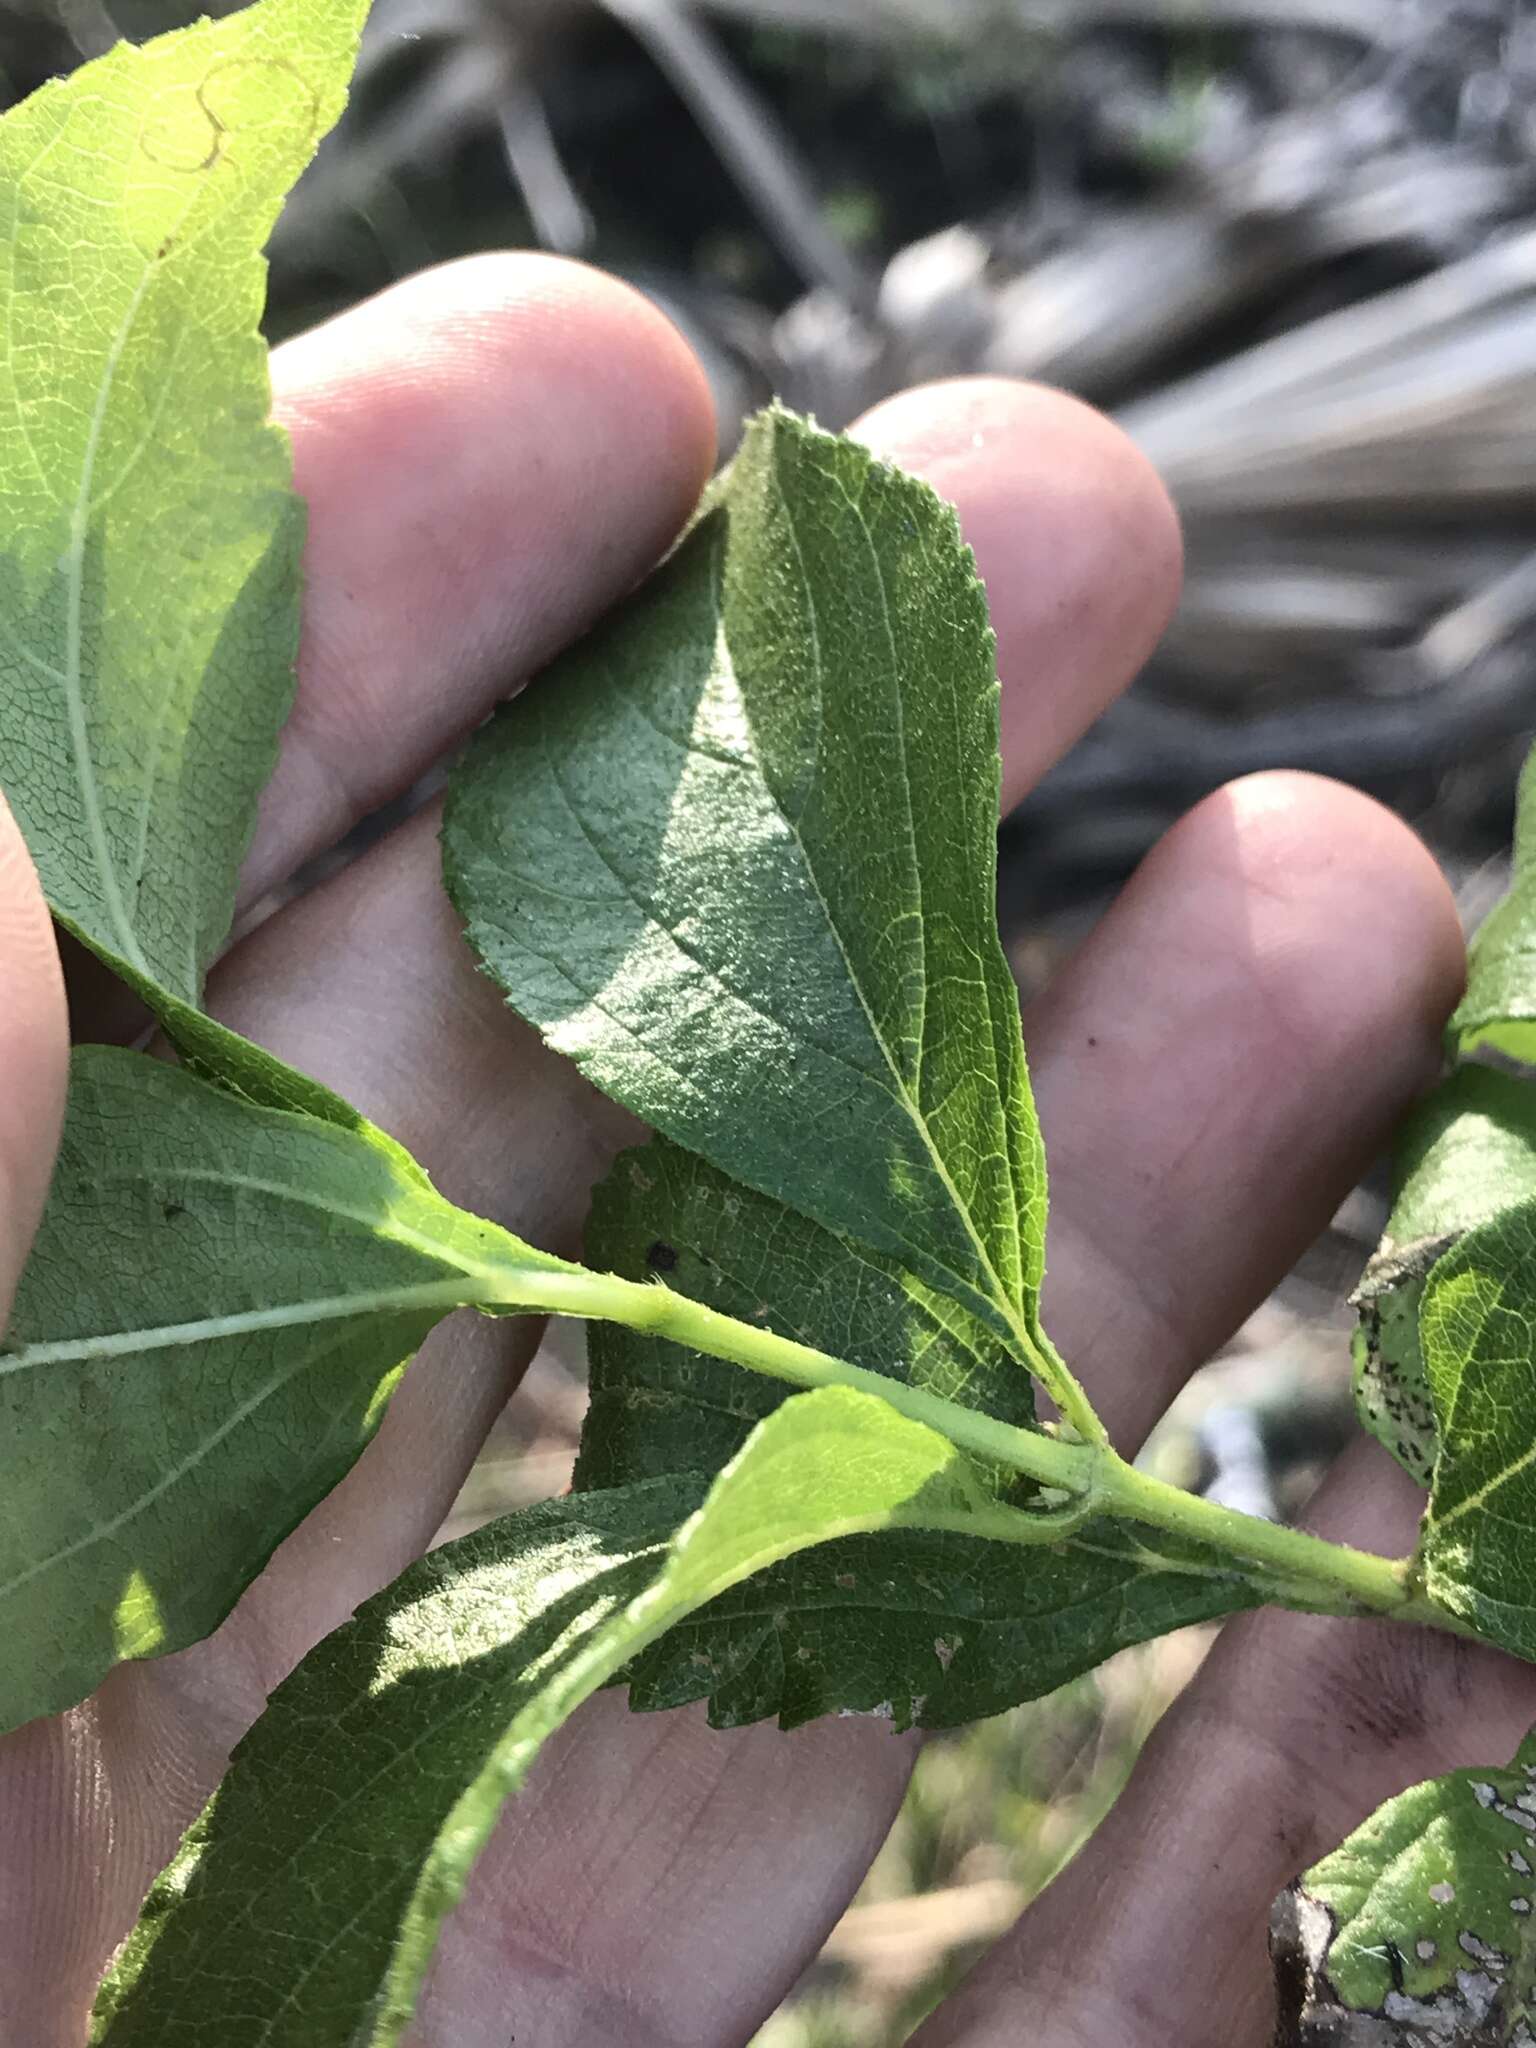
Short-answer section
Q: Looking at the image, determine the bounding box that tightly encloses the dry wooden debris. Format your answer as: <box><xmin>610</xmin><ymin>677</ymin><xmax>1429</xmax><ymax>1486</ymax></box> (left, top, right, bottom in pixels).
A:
<box><xmin>9</xmin><ymin>0</ymin><xmax>1533</xmax><ymax>898</ymax></box>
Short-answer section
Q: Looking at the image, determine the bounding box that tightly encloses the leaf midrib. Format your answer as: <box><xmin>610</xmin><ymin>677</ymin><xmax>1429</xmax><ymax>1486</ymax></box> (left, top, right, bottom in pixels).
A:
<box><xmin>530</xmin><ymin>706</ymin><xmax>1023</xmax><ymax>1346</ymax></box>
<box><xmin>770</xmin><ymin>468</ymin><xmax>1036</xmax><ymax>1327</ymax></box>
<box><xmin>0</xmin><ymin>1276</ymin><xmax>477</xmax><ymax>1376</ymax></box>
<box><xmin>60</xmin><ymin>256</ymin><xmax>160</xmax><ymax>986</ymax></box>
<box><xmin>0</xmin><ymin>1301</ymin><xmax>437</xmax><ymax>1611</ymax></box>
<box><xmin>734</xmin><ymin>500</ymin><xmax>1032</xmax><ymax>1357</ymax></box>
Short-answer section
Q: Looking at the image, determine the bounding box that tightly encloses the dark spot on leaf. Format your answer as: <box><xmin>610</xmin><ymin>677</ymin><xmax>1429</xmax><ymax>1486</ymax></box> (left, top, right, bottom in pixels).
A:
<box><xmin>645</xmin><ymin>1241</ymin><xmax>678</xmax><ymax>1272</ymax></box>
<box><xmin>161</xmin><ymin>1200</ymin><xmax>187</xmax><ymax>1222</ymax></box>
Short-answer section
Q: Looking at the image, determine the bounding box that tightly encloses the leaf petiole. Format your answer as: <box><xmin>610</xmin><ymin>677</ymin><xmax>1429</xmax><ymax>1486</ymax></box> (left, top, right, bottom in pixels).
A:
<box><xmin>1026</xmin><ymin>1322</ymin><xmax>1111</xmax><ymax>1448</ymax></box>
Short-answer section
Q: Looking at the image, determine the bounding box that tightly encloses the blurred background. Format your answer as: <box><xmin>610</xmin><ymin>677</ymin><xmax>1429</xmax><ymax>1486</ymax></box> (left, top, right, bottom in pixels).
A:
<box><xmin>11</xmin><ymin>1</ymin><xmax>1536</xmax><ymax>2037</ymax></box>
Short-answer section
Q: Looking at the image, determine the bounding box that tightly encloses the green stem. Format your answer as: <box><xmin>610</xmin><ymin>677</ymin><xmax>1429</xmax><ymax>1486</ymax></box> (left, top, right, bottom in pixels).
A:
<box><xmin>1098</xmin><ymin>1453</ymin><xmax>1410</xmax><ymax>1619</ymax></box>
<box><xmin>512</xmin><ymin>1266</ymin><xmax>1423</xmax><ymax>1626</ymax></box>
<box><xmin>527</xmin><ymin>1267</ymin><xmax>1095</xmax><ymax>1494</ymax></box>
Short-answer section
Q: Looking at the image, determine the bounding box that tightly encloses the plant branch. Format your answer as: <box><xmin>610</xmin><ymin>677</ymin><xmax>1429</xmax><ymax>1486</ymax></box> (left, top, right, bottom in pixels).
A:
<box><xmin>499</xmin><ymin>1263</ymin><xmax>1430</xmax><ymax>1626</ymax></box>
<box><xmin>525</xmin><ymin>1266</ymin><xmax>1097</xmax><ymax>1493</ymax></box>
<box><xmin>1098</xmin><ymin>1454</ymin><xmax>1413</xmax><ymax>1621</ymax></box>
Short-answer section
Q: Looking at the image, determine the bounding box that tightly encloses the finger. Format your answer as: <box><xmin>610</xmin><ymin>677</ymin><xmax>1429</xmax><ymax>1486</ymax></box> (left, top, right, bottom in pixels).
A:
<box><xmin>20</xmin><ymin>378</ymin><xmax>1182</xmax><ymax>2040</ymax></box>
<box><xmin>240</xmin><ymin>254</ymin><xmax>716</xmax><ymax>906</ymax></box>
<box><xmin>909</xmin><ymin>1442</ymin><xmax>1536</xmax><ymax>2048</ymax></box>
<box><xmin>0</xmin><ymin>799</ymin><xmax>70</xmax><ymax>2045</ymax></box>
<box><xmin>401</xmin><ymin>773</ymin><xmax>1461</xmax><ymax>2047</ymax></box>
<box><xmin>411</xmin><ymin>1690</ymin><xmax>920</xmax><ymax>2048</ymax></box>
<box><xmin>0</xmin><ymin>793</ymin><xmax>67</xmax><ymax>1319</ymax></box>
<box><xmin>1030</xmin><ymin>770</ymin><xmax>1465</xmax><ymax>1446</ymax></box>
<box><xmin>172</xmin><ymin>375</ymin><xmax>1191</xmax><ymax>1672</ymax></box>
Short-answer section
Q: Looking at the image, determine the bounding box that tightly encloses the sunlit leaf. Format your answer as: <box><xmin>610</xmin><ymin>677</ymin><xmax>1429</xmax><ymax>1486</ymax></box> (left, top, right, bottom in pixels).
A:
<box><xmin>93</xmin><ymin>1387</ymin><xmax>994</xmax><ymax>2046</ymax></box>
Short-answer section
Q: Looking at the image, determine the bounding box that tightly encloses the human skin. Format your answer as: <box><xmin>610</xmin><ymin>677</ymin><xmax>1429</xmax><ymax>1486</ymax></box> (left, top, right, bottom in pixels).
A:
<box><xmin>0</xmin><ymin>251</ymin><xmax>1515</xmax><ymax>2048</ymax></box>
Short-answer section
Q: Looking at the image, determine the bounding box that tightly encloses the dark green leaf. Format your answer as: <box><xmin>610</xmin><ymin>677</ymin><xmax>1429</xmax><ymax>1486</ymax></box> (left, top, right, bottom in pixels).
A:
<box><xmin>0</xmin><ymin>1046</ymin><xmax>573</xmax><ymax>1730</ymax></box>
<box><xmin>624</xmin><ymin>1518</ymin><xmax>1262</xmax><ymax>1732</ymax></box>
<box><xmin>1272</xmin><ymin>1728</ymin><xmax>1536</xmax><ymax>2044</ymax></box>
<box><xmin>444</xmin><ymin>406</ymin><xmax>1050</xmax><ymax>1371</ymax></box>
<box><xmin>578</xmin><ymin>1137</ymin><xmax>1036</xmax><ymax>1489</ymax></box>
<box><xmin>580</xmin><ymin>1139</ymin><xmax>1258</xmax><ymax>1730</ymax></box>
<box><xmin>92</xmin><ymin>1386</ymin><xmax>995</xmax><ymax>2047</ymax></box>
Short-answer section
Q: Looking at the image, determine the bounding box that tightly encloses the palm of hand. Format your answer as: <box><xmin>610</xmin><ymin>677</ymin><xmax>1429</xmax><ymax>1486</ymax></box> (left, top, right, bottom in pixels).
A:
<box><xmin>0</xmin><ymin>254</ymin><xmax>1516</xmax><ymax>2048</ymax></box>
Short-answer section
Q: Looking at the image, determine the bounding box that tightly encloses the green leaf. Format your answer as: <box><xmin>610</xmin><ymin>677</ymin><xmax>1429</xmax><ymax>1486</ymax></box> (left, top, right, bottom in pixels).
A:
<box><xmin>1454</xmin><ymin>749</ymin><xmax>1536</xmax><ymax>1065</ymax></box>
<box><xmin>1272</xmin><ymin>1728</ymin><xmax>1536</xmax><ymax>2044</ymax></box>
<box><xmin>579</xmin><ymin>1139</ymin><xmax>1258</xmax><ymax>1730</ymax></box>
<box><xmin>0</xmin><ymin>1045</ymin><xmax>573</xmax><ymax>1731</ymax></box>
<box><xmin>623</xmin><ymin>1518</ymin><xmax>1262</xmax><ymax>1732</ymax></box>
<box><xmin>1353</xmin><ymin>1066</ymin><xmax>1536</xmax><ymax>1486</ymax></box>
<box><xmin>0</xmin><ymin>0</ymin><xmax>368</xmax><ymax>1008</ymax></box>
<box><xmin>92</xmin><ymin>1386</ymin><xmax>992</xmax><ymax>2047</ymax></box>
<box><xmin>444</xmin><ymin>406</ymin><xmax>1055</xmax><ymax>1384</ymax></box>
<box><xmin>0</xmin><ymin>0</ymin><xmax>590</xmax><ymax>1732</ymax></box>
<box><xmin>1415</xmin><ymin>1198</ymin><xmax>1536</xmax><ymax>1660</ymax></box>
<box><xmin>578</xmin><ymin>1138</ymin><xmax>1038</xmax><ymax>1488</ymax></box>
<box><xmin>0</xmin><ymin>0</ymin><xmax>405</xmax><ymax>1132</ymax></box>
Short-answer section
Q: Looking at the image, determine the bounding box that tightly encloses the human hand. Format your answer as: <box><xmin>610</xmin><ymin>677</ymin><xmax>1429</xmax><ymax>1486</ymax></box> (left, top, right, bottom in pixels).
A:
<box><xmin>0</xmin><ymin>253</ymin><xmax>1508</xmax><ymax>2048</ymax></box>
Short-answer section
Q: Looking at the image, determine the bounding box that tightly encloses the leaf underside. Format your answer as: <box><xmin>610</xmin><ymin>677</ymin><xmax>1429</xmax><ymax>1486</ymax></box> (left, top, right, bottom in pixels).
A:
<box><xmin>581</xmin><ymin>1139</ymin><xmax>1259</xmax><ymax>1731</ymax></box>
<box><xmin>1354</xmin><ymin>739</ymin><xmax>1536</xmax><ymax>1491</ymax></box>
<box><xmin>1353</xmin><ymin>1065</ymin><xmax>1536</xmax><ymax>1487</ymax></box>
<box><xmin>0</xmin><ymin>0</ymin><xmax>581</xmax><ymax>1734</ymax></box>
<box><xmin>0</xmin><ymin>1047</ymin><xmax>570</xmax><ymax>1729</ymax></box>
<box><xmin>1416</xmin><ymin>1200</ymin><xmax>1536</xmax><ymax>1662</ymax></box>
<box><xmin>1453</xmin><ymin>750</ymin><xmax>1536</xmax><ymax>1067</ymax></box>
<box><xmin>92</xmin><ymin>1387</ymin><xmax>992</xmax><ymax>2048</ymax></box>
<box><xmin>444</xmin><ymin>404</ymin><xmax>1048</xmax><ymax>1360</ymax></box>
<box><xmin>1273</xmin><ymin>1728</ymin><xmax>1536</xmax><ymax>2046</ymax></box>
<box><xmin>0</xmin><ymin>0</ymin><xmax>367</xmax><ymax>1004</ymax></box>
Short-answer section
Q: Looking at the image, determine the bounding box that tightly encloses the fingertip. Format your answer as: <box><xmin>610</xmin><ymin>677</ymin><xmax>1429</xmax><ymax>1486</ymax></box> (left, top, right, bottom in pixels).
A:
<box><xmin>1166</xmin><ymin>771</ymin><xmax>1466</xmax><ymax>1072</ymax></box>
<box><xmin>0</xmin><ymin>794</ymin><xmax>67</xmax><ymax>1316</ymax></box>
<box><xmin>1029</xmin><ymin>770</ymin><xmax>1463</xmax><ymax>1446</ymax></box>
<box><xmin>252</xmin><ymin>254</ymin><xmax>719</xmax><ymax>901</ymax></box>
<box><xmin>462</xmin><ymin>253</ymin><xmax>720</xmax><ymax>502</ymax></box>
<box><xmin>853</xmin><ymin>377</ymin><xmax>1183</xmax><ymax>807</ymax></box>
<box><xmin>276</xmin><ymin>251</ymin><xmax>719</xmax><ymax>509</ymax></box>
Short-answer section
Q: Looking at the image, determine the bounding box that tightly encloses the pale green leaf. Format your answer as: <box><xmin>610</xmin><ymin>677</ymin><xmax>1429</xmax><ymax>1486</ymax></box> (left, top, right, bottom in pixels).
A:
<box><xmin>1353</xmin><ymin>1066</ymin><xmax>1536</xmax><ymax>1486</ymax></box>
<box><xmin>444</xmin><ymin>405</ymin><xmax>1050</xmax><ymax>1371</ymax></box>
<box><xmin>0</xmin><ymin>0</ymin><xmax>599</xmax><ymax>1731</ymax></box>
<box><xmin>580</xmin><ymin>1139</ymin><xmax>1258</xmax><ymax>1730</ymax></box>
<box><xmin>0</xmin><ymin>1045</ymin><xmax>573</xmax><ymax>1730</ymax></box>
<box><xmin>0</xmin><ymin>0</ymin><xmax>368</xmax><ymax>1006</ymax></box>
<box><xmin>1415</xmin><ymin>1199</ymin><xmax>1536</xmax><ymax>1660</ymax></box>
<box><xmin>92</xmin><ymin>1386</ymin><xmax>991</xmax><ymax>2046</ymax></box>
<box><xmin>1454</xmin><ymin>749</ymin><xmax>1536</xmax><ymax>1064</ymax></box>
<box><xmin>1272</xmin><ymin>1727</ymin><xmax>1536</xmax><ymax>2044</ymax></box>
